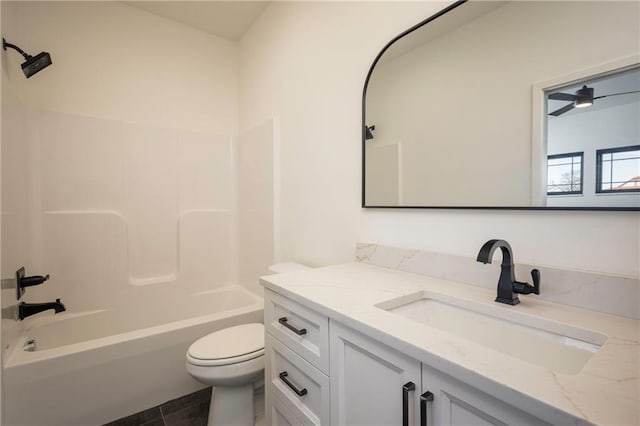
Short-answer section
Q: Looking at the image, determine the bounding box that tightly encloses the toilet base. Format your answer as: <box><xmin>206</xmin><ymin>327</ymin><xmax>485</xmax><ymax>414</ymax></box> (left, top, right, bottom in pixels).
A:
<box><xmin>208</xmin><ymin>384</ymin><xmax>254</xmax><ymax>426</ymax></box>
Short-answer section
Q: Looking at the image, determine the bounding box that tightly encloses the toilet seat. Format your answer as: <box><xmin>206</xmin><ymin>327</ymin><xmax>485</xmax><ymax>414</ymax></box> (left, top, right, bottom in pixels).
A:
<box><xmin>187</xmin><ymin>348</ymin><xmax>265</xmax><ymax>366</ymax></box>
<box><xmin>187</xmin><ymin>323</ymin><xmax>265</xmax><ymax>367</ymax></box>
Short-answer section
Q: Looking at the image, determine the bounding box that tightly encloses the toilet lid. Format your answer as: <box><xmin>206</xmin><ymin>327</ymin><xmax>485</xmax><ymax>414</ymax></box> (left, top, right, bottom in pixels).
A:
<box><xmin>188</xmin><ymin>323</ymin><xmax>264</xmax><ymax>363</ymax></box>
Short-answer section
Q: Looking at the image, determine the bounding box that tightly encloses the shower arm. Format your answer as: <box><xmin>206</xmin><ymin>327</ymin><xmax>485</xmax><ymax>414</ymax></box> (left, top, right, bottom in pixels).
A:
<box><xmin>2</xmin><ymin>38</ymin><xmax>31</xmax><ymax>59</ymax></box>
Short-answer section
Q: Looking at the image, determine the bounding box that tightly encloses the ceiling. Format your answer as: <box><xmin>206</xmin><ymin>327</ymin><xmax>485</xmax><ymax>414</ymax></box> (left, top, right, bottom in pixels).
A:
<box><xmin>123</xmin><ymin>1</ymin><xmax>269</xmax><ymax>41</ymax></box>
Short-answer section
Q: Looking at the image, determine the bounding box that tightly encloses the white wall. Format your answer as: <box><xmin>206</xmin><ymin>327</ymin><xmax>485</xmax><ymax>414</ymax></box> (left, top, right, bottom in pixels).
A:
<box><xmin>3</xmin><ymin>1</ymin><xmax>238</xmax><ymax>135</ymax></box>
<box><xmin>240</xmin><ymin>1</ymin><xmax>639</xmax><ymax>277</ymax></box>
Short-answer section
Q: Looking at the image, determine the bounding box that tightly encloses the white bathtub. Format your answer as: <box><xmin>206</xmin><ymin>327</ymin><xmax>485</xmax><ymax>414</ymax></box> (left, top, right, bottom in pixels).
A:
<box><xmin>3</xmin><ymin>285</ymin><xmax>263</xmax><ymax>426</ymax></box>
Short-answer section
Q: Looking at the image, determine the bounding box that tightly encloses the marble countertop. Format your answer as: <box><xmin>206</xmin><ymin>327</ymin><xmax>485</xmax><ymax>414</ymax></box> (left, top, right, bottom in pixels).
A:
<box><xmin>260</xmin><ymin>262</ymin><xmax>639</xmax><ymax>426</ymax></box>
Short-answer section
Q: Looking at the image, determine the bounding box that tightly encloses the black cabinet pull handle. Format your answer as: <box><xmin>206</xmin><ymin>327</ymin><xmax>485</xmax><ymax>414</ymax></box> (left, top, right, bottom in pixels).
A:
<box><xmin>420</xmin><ymin>391</ymin><xmax>434</xmax><ymax>426</ymax></box>
<box><xmin>403</xmin><ymin>381</ymin><xmax>415</xmax><ymax>426</ymax></box>
<box><xmin>279</xmin><ymin>371</ymin><xmax>307</xmax><ymax>396</ymax></box>
<box><xmin>278</xmin><ymin>317</ymin><xmax>307</xmax><ymax>335</ymax></box>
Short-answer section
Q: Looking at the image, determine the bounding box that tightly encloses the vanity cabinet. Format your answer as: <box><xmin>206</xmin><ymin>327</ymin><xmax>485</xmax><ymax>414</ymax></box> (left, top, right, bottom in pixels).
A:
<box><xmin>265</xmin><ymin>288</ymin><xmax>570</xmax><ymax>426</ymax></box>
<box><xmin>330</xmin><ymin>321</ymin><xmax>551</xmax><ymax>426</ymax></box>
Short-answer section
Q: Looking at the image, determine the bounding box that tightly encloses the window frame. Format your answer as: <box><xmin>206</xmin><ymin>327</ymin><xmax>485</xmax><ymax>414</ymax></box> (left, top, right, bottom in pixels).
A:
<box><xmin>546</xmin><ymin>151</ymin><xmax>584</xmax><ymax>196</ymax></box>
<box><xmin>595</xmin><ymin>145</ymin><xmax>640</xmax><ymax>194</ymax></box>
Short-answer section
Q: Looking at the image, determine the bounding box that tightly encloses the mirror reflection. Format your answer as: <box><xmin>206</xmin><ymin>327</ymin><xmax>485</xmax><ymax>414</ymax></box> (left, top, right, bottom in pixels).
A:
<box><xmin>546</xmin><ymin>68</ymin><xmax>639</xmax><ymax>207</ymax></box>
<box><xmin>363</xmin><ymin>1</ymin><xmax>640</xmax><ymax>209</ymax></box>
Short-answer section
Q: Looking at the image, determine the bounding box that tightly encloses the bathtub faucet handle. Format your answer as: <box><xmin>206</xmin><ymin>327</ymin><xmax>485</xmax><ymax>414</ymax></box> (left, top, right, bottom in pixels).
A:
<box><xmin>20</xmin><ymin>273</ymin><xmax>50</xmax><ymax>288</ymax></box>
<box><xmin>16</xmin><ymin>267</ymin><xmax>52</xmax><ymax>300</ymax></box>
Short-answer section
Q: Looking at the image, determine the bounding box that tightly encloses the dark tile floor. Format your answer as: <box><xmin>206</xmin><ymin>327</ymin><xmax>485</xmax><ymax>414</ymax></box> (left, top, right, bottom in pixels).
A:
<box><xmin>103</xmin><ymin>387</ymin><xmax>211</xmax><ymax>426</ymax></box>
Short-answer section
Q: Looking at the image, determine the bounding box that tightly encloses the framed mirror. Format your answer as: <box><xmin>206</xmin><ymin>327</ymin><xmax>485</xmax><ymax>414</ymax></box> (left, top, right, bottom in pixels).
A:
<box><xmin>362</xmin><ymin>0</ymin><xmax>640</xmax><ymax>210</ymax></box>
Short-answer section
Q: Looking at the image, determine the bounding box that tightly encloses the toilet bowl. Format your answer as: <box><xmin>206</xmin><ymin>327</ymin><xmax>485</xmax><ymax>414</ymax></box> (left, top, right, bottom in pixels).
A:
<box><xmin>186</xmin><ymin>323</ymin><xmax>265</xmax><ymax>426</ymax></box>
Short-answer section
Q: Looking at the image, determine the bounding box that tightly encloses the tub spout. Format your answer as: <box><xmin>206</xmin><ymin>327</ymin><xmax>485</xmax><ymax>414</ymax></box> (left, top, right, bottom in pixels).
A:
<box><xmin>18</xmin><ymin>298</ymin><xmax>65</xmax><ymax>320</ymax></box>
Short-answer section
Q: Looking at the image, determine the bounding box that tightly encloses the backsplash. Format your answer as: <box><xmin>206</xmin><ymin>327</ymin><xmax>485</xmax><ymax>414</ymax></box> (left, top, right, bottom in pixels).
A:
<box><xmin>356</xmin><ymin>243</ymin><xmax>639</xmax><ymax>320</ymax></box>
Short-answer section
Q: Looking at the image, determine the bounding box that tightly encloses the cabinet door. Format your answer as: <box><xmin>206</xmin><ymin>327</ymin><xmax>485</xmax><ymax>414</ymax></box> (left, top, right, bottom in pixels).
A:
<box><xmin>330</xmin><ymin>320</ymin><xmax>422</xmax><ymax>426</ymax></box>
<box><xmin>421</xmin><ymin>364</ymin><xmax>550</xmax><ymax>426</ymax></box>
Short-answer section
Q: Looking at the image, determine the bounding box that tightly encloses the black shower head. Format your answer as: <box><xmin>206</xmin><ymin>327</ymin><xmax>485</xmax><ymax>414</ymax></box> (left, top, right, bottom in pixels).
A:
<box><xmin>3</xmin><ymin>38</ymin><xmax>53</xmax><ymax>78</ymax></box>
<box><xmin>21</xmin><ymin>51</ymin><xmax>52</xmax><ymax>78</ymax></box>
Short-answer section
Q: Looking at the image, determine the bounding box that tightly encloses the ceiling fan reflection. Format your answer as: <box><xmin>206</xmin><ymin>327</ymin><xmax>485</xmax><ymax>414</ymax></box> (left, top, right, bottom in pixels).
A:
<box><xmin>548</xmin><ymin>85</ymin><xmax>640</xmax><ymax>116</ymax></box>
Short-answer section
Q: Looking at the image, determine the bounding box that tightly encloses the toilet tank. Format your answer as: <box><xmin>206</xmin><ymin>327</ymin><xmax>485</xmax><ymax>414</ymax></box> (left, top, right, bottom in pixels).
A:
<box><xmin>268</xmin><ymin>263</ymin><xmax>310</xmax><ymax>274</ymax></box>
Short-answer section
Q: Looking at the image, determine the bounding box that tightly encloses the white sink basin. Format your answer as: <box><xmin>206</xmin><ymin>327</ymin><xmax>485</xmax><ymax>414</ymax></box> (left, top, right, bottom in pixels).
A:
<box><xmin>377</xmin><ymin>292</ymin><xmax>607</xmax><ymax>374</ymax></box>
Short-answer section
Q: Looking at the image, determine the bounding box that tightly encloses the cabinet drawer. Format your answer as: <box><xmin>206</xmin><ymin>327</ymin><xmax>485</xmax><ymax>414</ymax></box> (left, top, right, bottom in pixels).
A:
<box><xmin>266</xmin><ymin>334</ymin><xmax>330</xmax><ymax>426</ymax></box>
<box><xmin>267</xmin><ymin>393</ymin><xmax>304</xmax><ymax>426</ymax></box>
<box><xmin>265</xmin><ymin>289</ymin><xmax>329</xmax><ymax>374</ymax></box>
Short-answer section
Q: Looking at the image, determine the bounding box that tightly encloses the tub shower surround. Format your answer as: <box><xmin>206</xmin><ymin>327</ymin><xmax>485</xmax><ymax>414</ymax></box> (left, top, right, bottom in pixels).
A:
<box><xmin>4</xmin><ymin>107</ymin><xmax>275</xmax><ymax>313</ymax></box>
<box><xmin>22</xmin><ymin>109</ymin><xmax>237</xmax><ymax>308</ymax></box>
<box><xmin>356</xmin><ymin>243</ymin><xmax>640</xmax><ymax>319</ymax></box>
<box><xmin>1</xmin><ymin>108</ymin><xmax>277</xmax><ymax>425</ymax></box>
<box><xmin>2</xmin><ymin>106</ymin><xmax>276</xmax><ymax>318</ymax></box>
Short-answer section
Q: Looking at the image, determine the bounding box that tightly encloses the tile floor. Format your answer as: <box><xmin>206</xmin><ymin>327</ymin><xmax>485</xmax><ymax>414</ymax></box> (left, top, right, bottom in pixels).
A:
<box><xmin>104</xmin><ymin>387</ymin><xmax>265</xmax><ymax>426</ymax></box>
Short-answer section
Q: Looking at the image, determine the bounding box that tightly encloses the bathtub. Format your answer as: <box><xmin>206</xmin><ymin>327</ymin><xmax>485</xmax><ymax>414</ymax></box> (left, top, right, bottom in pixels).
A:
<box><xmin>3</xmin><ymin>285</ymin><xmax>263</xmax><ymax>426</ymax></box>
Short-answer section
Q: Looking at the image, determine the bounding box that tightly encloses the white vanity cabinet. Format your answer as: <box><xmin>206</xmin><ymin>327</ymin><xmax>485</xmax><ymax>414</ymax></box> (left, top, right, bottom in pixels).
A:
<box><xmin>329</xmin><ymin>321</ymin><xmax>552</xmax><ymax>426</ymax></box>
<box><xmin>265</xmin><ymin>287</ymin><xmax>576</xmax><ymax>426</ymax></box>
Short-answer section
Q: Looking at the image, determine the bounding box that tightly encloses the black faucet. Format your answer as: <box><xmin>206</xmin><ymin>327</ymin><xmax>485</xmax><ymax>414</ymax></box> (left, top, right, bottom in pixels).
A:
<box><xmin>18</xmin><ymin>298</ymin><xmax>66</xmax><ymax>320</ymax></box>
<box><xmin>476</xmin><ymin>239</ymin><xmax>540</xmax><ymax>305</ymax></box>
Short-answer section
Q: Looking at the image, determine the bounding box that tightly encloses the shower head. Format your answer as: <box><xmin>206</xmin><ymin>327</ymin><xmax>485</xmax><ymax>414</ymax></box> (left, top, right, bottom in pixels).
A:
<box><xmin>3</xmin><ymin>38</ymin><xmax>52</xmax><ymax>78</ymax></box>
<box><xmin>20</xmin><ymin>51</ymin><xmax>52</xmax><ymax>78</ymax></box>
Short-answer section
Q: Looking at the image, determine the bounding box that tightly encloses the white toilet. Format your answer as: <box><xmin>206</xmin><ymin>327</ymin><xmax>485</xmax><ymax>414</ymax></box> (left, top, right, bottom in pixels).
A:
<box><xmin>186</xmin><ymin>263</ymin><xmax>310</xmax><ymax>426</ymax></box>
<box><xmin>186</xmin><ymin>323</ymin><xmax>265</xmax><ymax>426</ymax></box>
